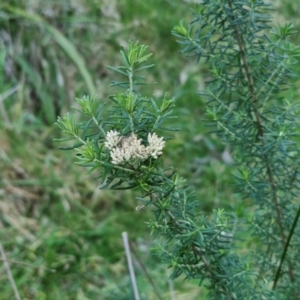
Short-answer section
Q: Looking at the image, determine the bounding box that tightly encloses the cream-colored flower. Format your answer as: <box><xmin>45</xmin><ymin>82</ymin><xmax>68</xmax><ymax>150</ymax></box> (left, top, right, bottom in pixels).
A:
<box><xmin>147</xmin><ymin>133</ymin><xmax>165</xmax><ymax>159</ymax></box>
<box><xmin>104</xmin><ymin>130</ymin><xmax>120</xmax><ymax>150</ymax></box>
<box><xmin>105</xmin><ymin>130</ymin><xmax>165</xmax><ymax>165</ymax></box>
<box><xmin>110</xmin><ymin>147</ymin><xmax>131</xmax><ymax>165</ymax></box>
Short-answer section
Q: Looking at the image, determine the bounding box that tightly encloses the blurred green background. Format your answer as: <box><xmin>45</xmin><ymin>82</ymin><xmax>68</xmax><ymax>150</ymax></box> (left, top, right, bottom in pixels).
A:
<box><xmin>0</xmin><ymin>0</ymin><xmax>299</xmax><ymax>299</ymax></box>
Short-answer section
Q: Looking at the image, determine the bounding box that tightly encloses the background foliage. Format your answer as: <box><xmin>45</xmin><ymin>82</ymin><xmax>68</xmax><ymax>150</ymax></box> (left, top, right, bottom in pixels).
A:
<box><xmin>0</xmin><ymin>0</ymin><xmax>299</xmax><ymax>299</ymax></box>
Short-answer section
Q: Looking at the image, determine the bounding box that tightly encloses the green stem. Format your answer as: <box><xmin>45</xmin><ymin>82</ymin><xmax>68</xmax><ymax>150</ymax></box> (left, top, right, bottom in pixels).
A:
<box><xmin>94</xmin><ymin>159</ymin><xmax>136</xmax><ymax>174</ymax></box>
<box><xmin>129</xmin><ymin>65</ymin><xmax>134</xmax><ymax>94</ymax></box>
<box><xmin>75</xmin><ymin>134</ymin><xmax>86</xmax><ymax>145</ymax></box>
<box><xmin>92</xmin><ymin>116</ymin><xmax>106</xmax><ymax>136</ymax></box>
<box><xmin>128</xmin><ymin>65</ymin><xmax>135</xmax><ymax>132</ymax></box>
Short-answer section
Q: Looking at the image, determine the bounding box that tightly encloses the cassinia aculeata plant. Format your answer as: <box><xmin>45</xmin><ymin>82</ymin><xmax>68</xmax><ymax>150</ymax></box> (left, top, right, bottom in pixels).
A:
<box><xmin>56</xmin><ymin>0</ymin><xmax>300</xmax><ymax>298</ymax></box>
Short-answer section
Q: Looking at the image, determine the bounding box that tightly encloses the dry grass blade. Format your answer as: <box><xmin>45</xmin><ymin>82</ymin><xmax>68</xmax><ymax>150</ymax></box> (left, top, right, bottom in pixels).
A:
<box><xmin>122</xmin><ymin>232</ymin><xmax>140</xmax><ymax>300</ymax></box>
<box><xmin>0</xmin><ymin>241</ymin><xmax>21</xmax><ymax>300</ymax></box>
<box><xmin>1</xmin><ymin>4</ymin><xmax>96</xmax><ymax>96</ymax></box>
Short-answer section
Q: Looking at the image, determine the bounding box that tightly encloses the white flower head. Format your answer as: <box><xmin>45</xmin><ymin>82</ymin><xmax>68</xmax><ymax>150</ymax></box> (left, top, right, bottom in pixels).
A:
<box><xmin>104</xmin><ymin>130</ymin><xmax>120</xmax><ymax>150</ymax></box>
<box><xmin>105</xmin><ymin>130</ymin><xmax>165</xmax><ymax>165</ymax></box>
<box><xmin>147</xmin><ymin>133</ymin><xmax>165</xmax><ymax>159</ymax></box>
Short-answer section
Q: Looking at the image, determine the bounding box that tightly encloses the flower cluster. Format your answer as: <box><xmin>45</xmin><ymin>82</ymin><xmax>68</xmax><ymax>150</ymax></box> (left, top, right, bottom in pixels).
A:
<box><xmin>104</xmin><ymin>130</ymin><xmax>165</xmax><ymax>165</ymax></box>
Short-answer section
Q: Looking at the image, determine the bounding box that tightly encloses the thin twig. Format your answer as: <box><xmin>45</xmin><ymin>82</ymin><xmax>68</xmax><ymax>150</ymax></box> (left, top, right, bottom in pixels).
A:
<box><xmin>273</xmin><ymin>204</ymin><xmax>300</xmax><ymax>290</ymax></box>
<box><xmin>128</xmin><ymin>240</ymin><xmax>163</xmax><ymax>300</ymax></box>
<box><xmin>167</xmin><ymin>269</ymin><xmax>176</xmax><ymax>300</ymax></box>
<box><xmin>122</xmin><ymin>232</ymin><xmax>140</xmax><ymax>300</ymax></box>
<box><xmin>0</xmin><ymin>240</ymin><xmax>21</xmax><ymax>300</ymax></box>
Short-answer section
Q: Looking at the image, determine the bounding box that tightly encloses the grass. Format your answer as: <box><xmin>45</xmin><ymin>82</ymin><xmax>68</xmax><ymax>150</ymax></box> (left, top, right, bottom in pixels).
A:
<box><xmin>0</xmin><ymin>0</ymin><xmax>299</xmax><ymax>299</ymax></box>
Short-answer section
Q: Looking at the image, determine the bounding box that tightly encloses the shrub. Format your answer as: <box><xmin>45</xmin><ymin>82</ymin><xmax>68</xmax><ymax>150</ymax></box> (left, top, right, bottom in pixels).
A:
<box><xmin>56</xmin><ymin>1</ymin><xmax>300</xmax><ymax>298</ymax></box>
